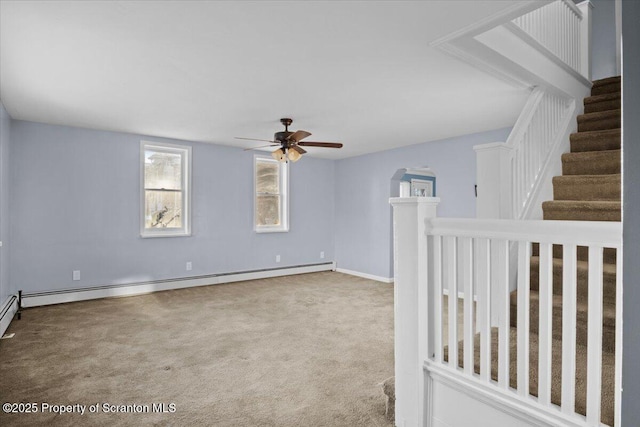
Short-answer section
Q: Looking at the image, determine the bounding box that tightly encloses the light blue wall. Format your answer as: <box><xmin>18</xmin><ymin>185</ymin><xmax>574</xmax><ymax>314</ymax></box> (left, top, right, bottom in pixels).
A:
<box><xmin>621</xmin><ymin>0</ymin><xmax>640</xmax><ymax>422</ymax></box>
<box><xmin>9</xmin><ymin>120</ymin><xmax>335</xmax><ymax>293</ymax></box>
<box><xmin>0</xmin><ymin>102</ymin><xmax>11</xmax><ymax>304</ymax></box>
<box><xmin>334</xmin><ymin>127</ymin><xmax>512</xmax><ymax>279</ymax></box>
<box><xmin>591</xmin><ymin>0</ymin><xmax>618</xmax><ymax>80</ymax></box>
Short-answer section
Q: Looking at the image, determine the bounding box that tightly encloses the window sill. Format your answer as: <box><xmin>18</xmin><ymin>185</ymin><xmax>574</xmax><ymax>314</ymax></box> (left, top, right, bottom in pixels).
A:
<box><xmin>141</xmin><ymin>230</ymin><xmax>191</xmax><ymax>238</ymax></box>
<box><xmin>255</xmin><ymin>227</ymin><xmax>289</xmax><ymax>234</ymax></box>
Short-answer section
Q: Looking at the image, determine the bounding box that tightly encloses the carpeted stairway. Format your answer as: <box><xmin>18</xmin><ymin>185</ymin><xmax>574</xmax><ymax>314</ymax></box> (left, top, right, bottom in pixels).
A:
<box><xmin>383</xmin><ymin>76</ymin><xmax>622</xmax><ymax>426</ymax></box>
<box><xmin>542</xmin><ymin>76</ymin><xmax>621</xmax><ymax>222</ymax></box>
<box><xmin>510</xmin><ymin>75</ymin><xmax>621</xmax><ymax>425</ymax></box>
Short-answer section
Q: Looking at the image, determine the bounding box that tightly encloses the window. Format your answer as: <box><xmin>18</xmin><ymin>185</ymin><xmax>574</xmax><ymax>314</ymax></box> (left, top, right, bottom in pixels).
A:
<box><xmin>141</xmin><ymin>141</ymin><xmax>191</xmax><ymax>237</ymax></box>
<box><xmin>254</xmin><ymin>156</ymin><xmax>288</xmax><ymax>233</ymax></box>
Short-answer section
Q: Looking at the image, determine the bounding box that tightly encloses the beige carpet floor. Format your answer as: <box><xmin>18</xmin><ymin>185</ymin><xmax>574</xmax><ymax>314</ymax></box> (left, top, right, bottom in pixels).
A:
<box><xmin>0</xmin><ymin>271</ymin><xmax>394</xmax><ymax>427</ymax></box>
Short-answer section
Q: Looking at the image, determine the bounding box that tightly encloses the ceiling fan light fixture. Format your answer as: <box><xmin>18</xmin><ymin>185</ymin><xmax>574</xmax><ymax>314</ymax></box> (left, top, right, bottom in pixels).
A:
<box><xmin>287</xmin><ymin>148</ymin><xmax>302</xmax><ymax>162</ymax></box>
<box><xmin>237</xmin><ymin>118</ymin><xmax>342</xmax><ymax>161</ymax></box>
<box><xmin>272</xmin><ymin>148</ymin><xmax>287</xmax><ymax>162</ymax></box>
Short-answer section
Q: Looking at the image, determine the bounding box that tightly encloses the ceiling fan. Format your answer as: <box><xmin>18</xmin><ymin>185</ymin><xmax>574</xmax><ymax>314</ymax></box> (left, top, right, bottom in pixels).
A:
<box><xmin>235</xmin><ymin>118</ymin><xmax>343</xmax><ymax>162</ymax></box>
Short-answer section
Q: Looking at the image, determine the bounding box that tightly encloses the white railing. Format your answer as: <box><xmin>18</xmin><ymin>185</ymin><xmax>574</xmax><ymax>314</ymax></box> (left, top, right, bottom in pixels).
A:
<box><xmin>474</xmin><ymin>0</ymin><xmax>593</xmax><ymax>222</ymax></box>
<box><xmin>508</xmin><ymin>89</ymin><xmax>572</xmax><ymax>219</ymax></box>
<box><xmin>390</xmin><ymin>198</ymin><xmax>622</xmax><ymax>427</ymax></box>
<box><xmin>512</xmin><ymin>0</ymin><xmax>584</xmax><ymax>75</ymax></box>
<box><xmin>475</xmin><ymin>87</ymin><xmax>574</xmax><ymax>220</ymax></box>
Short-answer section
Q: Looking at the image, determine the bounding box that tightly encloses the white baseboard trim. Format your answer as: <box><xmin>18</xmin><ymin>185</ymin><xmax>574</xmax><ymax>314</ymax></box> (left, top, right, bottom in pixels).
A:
<box><xmin>0</xmin><ymin>295</ymin><xmax>18</xmax><ymax>337</ymax></box>
<box><xmin>21</xmin><ymin>262</ymin><xmax>336</xmax><ymax>308</ymax></box>
<box><xmin>335</xmin><ymin>268</ymin><xmax>394</xmax><ymax>283</ymax></box>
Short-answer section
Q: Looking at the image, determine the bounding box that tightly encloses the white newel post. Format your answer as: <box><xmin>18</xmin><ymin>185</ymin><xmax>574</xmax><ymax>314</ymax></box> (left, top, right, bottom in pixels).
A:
<box><xmin>474</xmin><ymin>142</ymin><xmax>513</xmax><ymax>219</ymax></box>
<box><xmin>389</xmin><ymin>196</ymin><xmax>440</xmax><ymax>427</ymax></box>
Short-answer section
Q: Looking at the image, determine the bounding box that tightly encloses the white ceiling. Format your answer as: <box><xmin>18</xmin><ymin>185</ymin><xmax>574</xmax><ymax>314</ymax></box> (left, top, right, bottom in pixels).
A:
<box><xmin>0</xmin><ymin>1</ymin><xmax>532</xmax><ymax>159</ymax></box>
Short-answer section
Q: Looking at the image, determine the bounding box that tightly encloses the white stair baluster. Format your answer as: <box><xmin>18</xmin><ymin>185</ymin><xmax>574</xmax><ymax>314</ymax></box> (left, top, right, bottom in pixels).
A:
<box><xmin>538</xmin><ymin>242</ymin><xmax>553</xmax><ymax>405</ymax></box>
<box><xmin>433</xmin><ymin>235</ymin><xmax>443</xmax><ymax>363</ymax></box>
<box><xmin>446</xmin><ymin>236</ymin><xmax>458</xmax><ymax>369</ymax></box>
<box><xmin>517</xmin><ymin>240</ymin><xmax>531</xmax><ymax>397</ymax></box>
<box><xmin>614</xmin><ymin>247</ymin><xmax>623</xmax><ymax>427</ymax></box>
<box><xmin>462</xmin><ymin>237</ymin><xmax>474</xmax><ymax>376</ymax></box>
<box><xmin>477</xmin><ymin>238</ymin><xmax>492</xmax><ymax>382</ymax></box>
<box><xmin>561</xmin><ymin>244</ymin><xmax>578</xmax><ymax>414</ymax></box>
<box><xmin>586</xmin><ymin>246</ymin><xmax>604</xmax><ymax>425</ymax></box>
<box><xmin>496</xmin><ymin>239</ymin><xmax>510</xmax><ymax>389</ymax></box>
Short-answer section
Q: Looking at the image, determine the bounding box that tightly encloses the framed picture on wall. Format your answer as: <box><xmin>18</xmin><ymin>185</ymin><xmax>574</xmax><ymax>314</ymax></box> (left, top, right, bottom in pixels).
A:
<box><xmin>411</xmin><ymin>179</ymin><xmax>433</xmax><ymax>197</ymax></box>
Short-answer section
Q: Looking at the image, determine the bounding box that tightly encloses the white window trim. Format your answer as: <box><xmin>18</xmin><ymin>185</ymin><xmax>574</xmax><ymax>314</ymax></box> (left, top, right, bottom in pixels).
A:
<box><xmin>254</xmin><ymin>155</ymin><xmax>289</xmax><ymax>233</ymax></box>
<box><xmin>140</xmin><ymin>141</ymin><xmax>192</xmax><ymax>238</ymax></box>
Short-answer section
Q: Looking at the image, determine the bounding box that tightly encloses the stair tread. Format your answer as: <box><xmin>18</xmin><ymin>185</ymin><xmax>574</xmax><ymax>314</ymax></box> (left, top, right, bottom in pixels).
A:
<box><xmin>530</xmin><ymin>243</ymin><xmax>617</xmax><ymax>264</ymax></box>
<box><xmin>530</xmin><ymin>255</ymin><xmax>617</xmax><ymax>274</ymax></box>
<box><xmin>528</xmin><ymin>255</ymin><xmax>618</xmax><ymax>306</ymax></box>
<box><xmin>543</xmin><ymin>200</ymin><xmax>621</xmax><ymax>210</ymax></box>
<box><xmin>577</xmin><ymin>109</ymin><xmax>621</xmax><ymax>122</ymax></box>
<box><xmin>591</xmin><ymin>76</ymin><xmax>621</xmax><ymax>97</ymax></box>
<box><xmin>543</xmin><ymin>201</ymin><xmax>621</xmax><ymax>221</ymax></box>
<box><xmin>552</xmin><ymin>174</ymin><xmax>620</xmax><ymax>201</ymax></box>
<box><xmin>592</xmin><ymin>76</ymin><xmax>621</xmax><ymax>87</ymax></box>
<box><xmin>517</xmin><ymin>290</ymin><xmax>616</xmax><ymax>324</ymax></box>
<box><xmin>570</xmin><ymin>128</ymin><xmax>620</xmax><ymax>140</ymax></box>
<box><xmin>584</xmin><ymin>92</ymin><xmax>621</xmax><ymax>104</ymax></box>
<box><xmin>577</xmin><ymin>109</ymin><xmax>621</xmax><ymax>132</ymax></box>
<box><xmin>561</xmin><ymin>150</ymin><xmax>620</xmax><ymax>175</ymax></box>
<box><xmin>569</xmin><ymin>128</ymin><xmax>620</xmax><ymax>139</ymax></box>
<box><xmin>569</xmin><ymin>129</ymin><xmax>621</xmax><ymax>153</ymax></box>
<box><xmin>553</xmin><ymin>174</ymin><xmax>620</xmax><ymax>182</ymax></box>
<box><xmin>562</xmin><ymin>149</ymin><xmax>620</xmax><ymax>162</ymax></box>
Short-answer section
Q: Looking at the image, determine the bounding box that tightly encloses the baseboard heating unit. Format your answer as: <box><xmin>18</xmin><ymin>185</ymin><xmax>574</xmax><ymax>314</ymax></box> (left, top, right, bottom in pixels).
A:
<box><xmin>0</xmin><ymin>294</ymin><xmax>18</xmax><ymax>337</ymax></box>
<box><xmin>18</xmin><ymin>262</ymin><xmax>336</xmax><ymax>308</ymax></box>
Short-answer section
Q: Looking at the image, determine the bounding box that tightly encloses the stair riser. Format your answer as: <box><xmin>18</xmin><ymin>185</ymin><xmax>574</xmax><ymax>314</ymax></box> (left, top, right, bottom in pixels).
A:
<box><xmin>531</xmin><ymin>244</ymin><xmax>617</xmax><ymax>264</ymax></box>
<box><xmin>577</xmin><ymin>117</ymin><xmax>621</xmax><ymax>132</ymax></box>
<box><xmin>562</xmin><ymin>151</ymin><xmax>620</xmax><ymax>175</ymax></box>
<box><xmin>584</xmin><ymin>99</ymin><xmax>621</xmax><ymax>114</ymax></box>
<box><xmin>509</xmin><ymin>299</ymin><xmax>616</xmax><ymax>353</ymax></box>
<box><xmin>591</xmin><ymin>82</ymin><xmax>621</xmax><ymax>96</ymax></box>
<box><xmin>529</xmin><ymin>265</ymin><xmax>617</xmax><ymax>307</ymax></box>
<box><xmin>570</xmin><ymin>130</ymin><xmax>620</xmax><ymax>152</ymax></box>
<box><xmin>553</xmin><ymin>177</ymin><xmax>621</xmax><ymax>201</ymax></box>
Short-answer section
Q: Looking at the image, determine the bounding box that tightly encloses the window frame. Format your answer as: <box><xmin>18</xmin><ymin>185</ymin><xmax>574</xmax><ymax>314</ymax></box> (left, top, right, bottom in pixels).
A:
<box><xmin>254</xmin><ymin>155</ymin><xmax>289</xmax><ymax>233</ymax></box>
<box><xmin>140</xmin><ymin>141</ymin><xmax>192</xmax><ymax>238</ymax></box>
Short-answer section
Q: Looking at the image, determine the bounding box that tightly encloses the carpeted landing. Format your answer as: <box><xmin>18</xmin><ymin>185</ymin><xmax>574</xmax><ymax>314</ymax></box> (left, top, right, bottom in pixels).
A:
<box><xmin>0</xmin><ymin>271</ymin><xmax>394</xmax><ymax>426</ymax></box>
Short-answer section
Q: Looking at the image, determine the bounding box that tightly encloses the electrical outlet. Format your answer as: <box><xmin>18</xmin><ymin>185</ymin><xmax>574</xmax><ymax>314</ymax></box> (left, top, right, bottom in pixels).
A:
<box><xmin>186</xmin><ymin>261</ymin><xmax>192</xmax><ymax>271</ymax></box>
<box><xmin>72</xmin><ymin>270</ymin><xmax>81</xmax><ymax>281</ymax></box>
<box><xmin>276</xmin><ymin>255</ymin><xmax>281</xmax><ymax>263</ymax></box>
<box><xmin>320</xmin><ymin>251</ymin><xmax>325</xmax><ymax>259</ymax></box>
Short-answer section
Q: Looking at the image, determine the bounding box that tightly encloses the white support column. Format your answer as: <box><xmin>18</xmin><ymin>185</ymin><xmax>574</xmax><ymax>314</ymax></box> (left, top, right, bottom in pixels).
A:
<box><xmin>577</xmin><ymin>0</ymin><xmax>592</xmax><ymax>80</ymax></box>
<box><xmin>474</xmin><ymin>142</ymin><xmax>513</xmax><ymax>219</ymax></box>
<box><xmin>389</xmin><ymin>196</ymin><xmax>440</xmax><ymax>427</ymax></box>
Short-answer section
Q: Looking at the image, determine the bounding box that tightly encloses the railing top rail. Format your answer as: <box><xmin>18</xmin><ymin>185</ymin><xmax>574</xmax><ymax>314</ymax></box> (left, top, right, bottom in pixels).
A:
<box><xmin>428</xmin><ymin>218</ymin><xmax>621</xmax><ymax>248</ymax></box>
<box><xmin>504</xmin><ymin>87</ymin><xmax>545</xmax><ymax>148</ymax></box>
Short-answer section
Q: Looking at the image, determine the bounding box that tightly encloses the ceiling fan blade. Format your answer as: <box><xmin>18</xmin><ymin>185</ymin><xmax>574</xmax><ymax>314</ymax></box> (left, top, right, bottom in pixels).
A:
<box><xmin>243</xmin><ymin>144</ymin><xmax>280</xmax><ymax>151</ymax></box>
<box><xmin>297</xmin><ymin>141</ymin><xmax>343</xmax><ymax>148</ymax></box>
<box><xmin>291</xmin><ymin>145</ymin><xmax>307</xmax><ymax>155</ymax></box>
<box><xmin>235</xmin><ymin>137</ymin><xmax>277</xmax><ymax>143</ymax></box>
<box><xmin>287</xmin><ymin>130</ymin><xmax>311</xmax><ymax>142</ymax></box>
